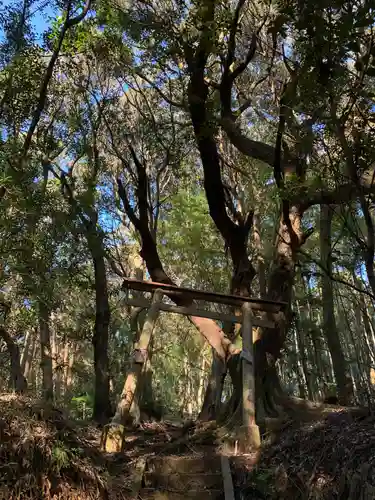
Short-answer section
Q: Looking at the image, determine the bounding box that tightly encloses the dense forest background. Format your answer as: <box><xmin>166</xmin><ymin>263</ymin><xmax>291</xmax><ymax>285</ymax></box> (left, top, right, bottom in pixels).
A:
<box><xmin>1</xmin><ymin>0</ymin><xmax>375</xmax><ymax>426</ymax></box>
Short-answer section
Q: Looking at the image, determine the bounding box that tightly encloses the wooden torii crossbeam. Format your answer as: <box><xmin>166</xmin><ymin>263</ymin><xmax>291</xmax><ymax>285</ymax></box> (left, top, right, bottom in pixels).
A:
<box><xmin>121</xmin><ymin>278</ymin><xmax>287</xmax><ymax>328</ymax></box>
<box><xmin>113</xmin><ymin>278</ymin><xmax>287</xmax><ymax>451</ymax></box>
<box><xmin>122</xmin><ymin>277</ymin><xmax>287</xmax><ymax>310</ymax></box>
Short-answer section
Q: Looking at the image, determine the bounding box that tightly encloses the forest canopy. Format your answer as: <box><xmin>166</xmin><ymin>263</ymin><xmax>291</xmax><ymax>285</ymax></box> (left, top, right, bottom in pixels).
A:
<box><xmin>0</xmin><ymin>0</ymin><xmax>375</xmax><ymax>425</ymax></box>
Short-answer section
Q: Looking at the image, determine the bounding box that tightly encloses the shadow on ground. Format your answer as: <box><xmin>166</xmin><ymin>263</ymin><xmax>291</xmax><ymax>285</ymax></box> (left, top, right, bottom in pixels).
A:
<box><xmin>230</xmin><ymin>407</ymin><xmax>375</xmax><ymax>499</ymax></box>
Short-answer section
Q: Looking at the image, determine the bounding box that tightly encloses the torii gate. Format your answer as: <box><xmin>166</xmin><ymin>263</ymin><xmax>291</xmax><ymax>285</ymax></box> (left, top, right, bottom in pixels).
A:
<box><xmin>107</xmin><ymin>278</ymin><xmax>286</xmax><ymax>451</ymax></box>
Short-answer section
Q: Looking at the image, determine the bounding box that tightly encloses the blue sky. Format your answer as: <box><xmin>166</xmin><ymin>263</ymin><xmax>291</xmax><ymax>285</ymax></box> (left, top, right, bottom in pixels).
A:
<box><xmin>31</xmin><ymin>2</ymin><xmax>55</xmax><ymax>36</ymax></box>
<box><xmin>0</xmin><ymin>0</ymin><xmax>56</xmax><ymax>41</ymax></box>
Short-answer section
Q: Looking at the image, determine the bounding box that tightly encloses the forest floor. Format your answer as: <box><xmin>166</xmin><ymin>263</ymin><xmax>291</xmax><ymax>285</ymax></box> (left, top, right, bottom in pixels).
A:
<box><xmin>0</xmin><ymin>394</ymin><xmax>374</xmax><ymax>499</ymax></box>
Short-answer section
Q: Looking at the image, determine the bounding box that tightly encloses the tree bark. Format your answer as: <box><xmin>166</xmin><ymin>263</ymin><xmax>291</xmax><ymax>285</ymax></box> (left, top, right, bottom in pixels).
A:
<box><xmin>0</xmin><ymin>327</ymin><xmax>27</xmax><ymax>393</ymax></box>
<box><xmin>253</xmin><ymin>208</ymin><xmax>309</xmax><ymax>415</ymax></box>
<box><xmin>112</xmin><ymin>290</ymin><xmax>161</xmax><ymax>425</ymax></box>
<box><xmin>185</xmin><ymin>53</ymin><xmax>258</xmax><ymax>420</ymax></box>
<box><xmin>21</xmin><ymin>330</ymin><xmax>32</xmax><ymax>374</ymax></box>
<box><xmin>320</xmin><ymin>205</ymin><xmax>354</xmax><ymax>405</ymax></box>
<box><xmin>63</xmin><ymin>341</ymin><xmax>75</xmax><ymax>402</ymax></box>
<box><xmin>198</xmin><ymin>350</ymin><xmax>226</xmax><ymax>420</ymax></box>
<box><xmin>360</xmin><ymin>195</ymin><xmax>375</xmax><ymax>296</ymax></box>
<box><xmin>196</xmin><ymin>353</ymin><xmax>208</xmax><ymax>415</ymax></box>
<box><xmin>253</xmin><ymin>213</ymin><xmax>267</xmax><ymax>299</ymax></box>
<box><xmin>52</xmin><ymin>328</ymin><xmax>62</xmax><ymax>401</ymax></box>
<box><xmin>186</xmin><ymin>64</ymin><xmax>255</xmax><ymax>298</ymax></box>
<box><xmin>359</xmin><ymin>295</ymin><xmax>375</xmax><ymax>393</ymax></box>
<box><xmin>26</xmin><ymin>337</ymin><xmax>37</xmax><ymax>386</ymax></box>
<box><xmin>89</xmin><ymin>232</ymin><xmax>112</xmax><ymax>423</ymax></box>
<box><xmin>39</xmin><ymin>302</ymin><xmax>54</xmax><ymax>402</ymax></box>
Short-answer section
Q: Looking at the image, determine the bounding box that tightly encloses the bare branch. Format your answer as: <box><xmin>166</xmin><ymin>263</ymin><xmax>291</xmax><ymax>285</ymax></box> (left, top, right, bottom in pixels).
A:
<box><xmin>134</xmin><ymin>70</ymin><xmax>186</xmax><ymax>109</ymax></box>
<box><xmin>298</xmin><ymin>248</ymin><xmax>375</xmax><ymax>301</ymax></box>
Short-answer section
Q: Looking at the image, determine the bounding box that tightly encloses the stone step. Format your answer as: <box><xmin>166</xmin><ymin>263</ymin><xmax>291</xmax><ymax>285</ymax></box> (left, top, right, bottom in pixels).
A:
<box><xmin>137</xmin><ymin>488</ymin><xmax>224</xmax><ymax>499</ymax></box>
<box><xmin>143</xmin><ymin>472</ymin><xmax>223</xmax><ymax>490</ymax></box>
<box><xmin>147</xmin><ymin>455</ymin><xmax>221</xmax><ymax>475</ymax></box>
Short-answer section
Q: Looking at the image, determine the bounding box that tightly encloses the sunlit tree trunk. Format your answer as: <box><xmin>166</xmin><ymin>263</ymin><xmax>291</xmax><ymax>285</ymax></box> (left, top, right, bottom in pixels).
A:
<box><xmin>26</xmin><ymin>338</ymin><xmax>37</xmax><ymax>388</ymax></box>
<box><xmin>196</xmin><ymin>353</ymin><xmax>207</xmax><ymax>413</ymax></box>
<box><xmin>23</xmin><ymin>332</ymin><xmax>37</xmax><ymax>384</ymax></box>
<box><xmin>63</xmin><ymin>341</ymin><xmax>75</xmax><ymax>401</ymax></box>
<box><xmin>21</xmin><ymin>330</ymin><xmax>32</xmax><ymax>374</ymax></box>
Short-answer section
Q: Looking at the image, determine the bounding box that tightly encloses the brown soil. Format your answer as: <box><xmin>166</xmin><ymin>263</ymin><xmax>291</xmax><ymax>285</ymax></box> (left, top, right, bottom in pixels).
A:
<box><xmin>1</xmin><ymin>394</ymin><xmax>374</xmax><ymax>499</ymax></box>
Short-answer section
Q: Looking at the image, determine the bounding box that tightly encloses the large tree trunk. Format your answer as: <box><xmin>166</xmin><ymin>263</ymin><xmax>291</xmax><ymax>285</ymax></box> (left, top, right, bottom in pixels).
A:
<box><xmin>186</xmin><ymin>73</ymin><xmax>256</xmax><ymax>421</ymax></box>
<box><xmin>39</xmin><ymin>302</ymin><xmax>54</xmax><ymax>402</ymax></box>
<box><xmin>320</xmin><ymin>205</ymin><xmax>354</xmax><ymax>404</ymax></box>
<box><xmin>117</xmin><ymin>62</ymin><xmax>250</xmax><ymax>422</ymax></box>
<box><xmin>253</xmin><ymin>209</ymin><xmax>309</xmax><ymax>417</ymax></box>
<box><xmin>90</xmin><ymin>234</ymin><xmax>112</xmax><ymax>423</ymax></box>
<box><xmin>0</xmin><ymin>327</ymin><xmax>27</xmax><ymax>393</ymax></box>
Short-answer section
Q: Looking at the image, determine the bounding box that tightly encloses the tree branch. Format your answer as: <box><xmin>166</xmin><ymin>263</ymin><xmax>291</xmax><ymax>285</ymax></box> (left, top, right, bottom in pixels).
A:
<box><xmin>22</xmin><ymin>0</ymin><xmax>92</xmax><ymax>157</ymax></box>
<box><xmin>134</xmin><ymin>70</ymin><xmax>186</xmax><ymax>109</ymax></box>
<box><xmin>220</xmin><ymin>116</ymin><xmax>277</xmax><ymax>166</ymax></box>
<box><xmin>297</xmin><ymin>175</ymin><xmax>375</xmax><ymax>212</ymax></box>
<box><xmin>117</xmin><ymin>178</ymin><xmax>142</xmax><ymax>231</ymax></box>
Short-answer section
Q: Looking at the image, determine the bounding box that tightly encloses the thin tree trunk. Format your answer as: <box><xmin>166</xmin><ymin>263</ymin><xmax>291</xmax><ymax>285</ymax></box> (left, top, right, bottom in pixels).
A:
<box><xmin>112</xmin><ymin>290</ymin><xmax>161</xmax><ymax>425</ymax></box>
<box><xmin>303</xmin><ymin>278</ymin><xmax>327</xmax><ymax>394</ymax></box>
<box><xmin>292</xmin><ymin>322</ymin><xmax>306</xmax><ymax>399</ymax></box>
<box><xmin>359</xmin><ymin>196</ymin><xmax>375</xmax><ymax>296</ymax></box>
<box><xmin>253</xmin><ymin>213</ymin><xmax>266</xmax><ymax>298</ymax></box>
<box><xmin>26</xmin><ymin>338</ymin><xmax>37</xmax><ymax>386</ymax></box>
<box><xmin>64</xmin><ymin>341</ymin><xmax>75</xmax><ymax>400</ymax></box>
<box><xmin>39</xmin><ymin>302</ymin><xmax>53</xmax><ymax>402</ymax></box>
<box><xmin>196</xmin><ymin>353</ymin><xmax>207</xmax><ymax>413</ymax></box>
<box><xmin>295</xmin><ymin>299</ymin><xmax>314</xmax><ymax>400</ymax></box>
<box><xmin>52</xmin><ymin>329</ymin><xmax>62</xmax><ymax>401</ymax></box>
<box><xmin>91</xmin><ymin>235</ymin><xmax>111</xmax><ymax>423</ymax></box>
<box><xmin>0</xmin><ymin>327</ymin><xmax>27</xmax><ymax>393</ymax></box>
<box><xmin>320</xmin><ymin>205</ymin><xmax>354</xmax><ymax>404</ymax></box>
<box><xmin>361</xmin><ymin>302</ymin><xmax>375</xmax><ymax>393</ymax></box>
<box><xmin>23</xmin><ymin>335</ymin><xmax>37</xmax><ymax>383</ymax></box>
<box><xmin>353</xmin><ymin>276</ymin><xmax>375</xmax><ymax>393</ymax></box>
<box><xmin>21</xmin><ymin>330</ymin><xmax>32</xmax><ymax>374</ymax></box>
